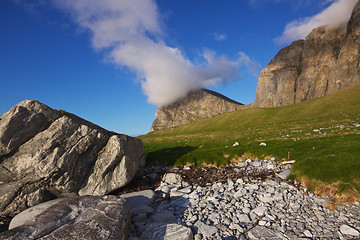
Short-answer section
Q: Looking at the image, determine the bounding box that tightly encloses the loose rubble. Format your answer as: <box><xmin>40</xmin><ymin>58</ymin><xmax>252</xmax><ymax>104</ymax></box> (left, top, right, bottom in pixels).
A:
<box><xmin>125</xmin><ymin>159</ymin><xmax>360</xmax><ymax>240</ymax></box>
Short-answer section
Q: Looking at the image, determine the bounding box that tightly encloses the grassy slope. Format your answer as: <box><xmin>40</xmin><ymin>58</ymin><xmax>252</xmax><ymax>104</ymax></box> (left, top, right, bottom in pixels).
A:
<box><xmin>139</xmin><ymin>84</ymin><xmax>360</xmax><ymax>199</ymax></box>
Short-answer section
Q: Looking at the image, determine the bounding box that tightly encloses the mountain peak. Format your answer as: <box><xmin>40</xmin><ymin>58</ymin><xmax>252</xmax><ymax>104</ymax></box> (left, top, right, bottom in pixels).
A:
<box><xmin>252</xmin><ymin>1</ymin><xmax>360</xmax><ymax>108</ymax></box>
<box><xmin>151</xmin><ymin>89</ymin><xmax>246</xmax><ymax>131</ymax></box>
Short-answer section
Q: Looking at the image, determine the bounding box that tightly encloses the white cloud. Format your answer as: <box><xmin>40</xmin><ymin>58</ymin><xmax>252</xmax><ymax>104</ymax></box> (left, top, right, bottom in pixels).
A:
<box><xmin>213</xmin><ymin>33</ymin><xmax>227</xmax><ymax>41</ymax></box>
<box><xmin>275</xmin><ymin>0</ymin><xmax>357</xmax><ymax>45</ymax></box>
<box><xmin>238</xmin><ymin>51</ymin><xmax>260</xmax><ymax>77</ymax></box>
<box><xmin>53</xmin><ymin>0</ymin><xmax>256</xmax><ymax>106</ymax></box>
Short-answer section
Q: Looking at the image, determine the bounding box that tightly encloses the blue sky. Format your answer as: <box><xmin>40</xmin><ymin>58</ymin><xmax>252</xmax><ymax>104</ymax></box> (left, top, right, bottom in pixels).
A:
<box><xmin>0</xmin><ymin>0</ymin><xmax>357</xmax><ymax>136</ymax></box>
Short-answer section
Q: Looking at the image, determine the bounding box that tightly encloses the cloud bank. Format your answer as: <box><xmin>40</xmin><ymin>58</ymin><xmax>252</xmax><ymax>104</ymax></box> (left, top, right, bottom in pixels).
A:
<box><xmin>275</xmin><ymin>0</ymin><xmax>357</xmax><ymax>45</ymax></box>
<box><xmin>54</xmin><ymin>0</ymin><xmax>256</xmax><ymax>106</ymax></box>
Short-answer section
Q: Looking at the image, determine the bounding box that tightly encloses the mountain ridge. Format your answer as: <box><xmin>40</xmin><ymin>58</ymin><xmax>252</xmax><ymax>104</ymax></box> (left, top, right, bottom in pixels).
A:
<box><xmin>150</xmin><ymin>88</ymin><xmax>248</xmax><ymax>131</ymax></box>
<box><xmin>253</xmin><ymin>0</ymin><xmax>360</xmax><ymax>108</ymax></box>
<box><xmin>151</xmin><ymin>0</ymin><xmax>360</xmax><ymax>131</ymax></box>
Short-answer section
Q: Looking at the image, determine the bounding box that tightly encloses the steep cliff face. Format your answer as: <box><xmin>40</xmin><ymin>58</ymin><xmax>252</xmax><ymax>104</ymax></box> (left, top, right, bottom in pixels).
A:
<box><xmin>253</xmin><ymin>1</ymin><xmax>360</xmax><ymax>108</ymax></box>
<box><xmin>151</xmin><ymin>89</ymin><xmax>246</xmax><ymax>131</ymax></box>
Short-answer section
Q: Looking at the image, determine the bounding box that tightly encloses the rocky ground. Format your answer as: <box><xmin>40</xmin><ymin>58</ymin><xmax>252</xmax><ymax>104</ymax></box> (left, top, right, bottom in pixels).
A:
<box><xmin>124</xmin><ymin>159</ymin><xmax>360</xmax><ymax>240</ymax></box>
<box><xmin>2</xmin><ymin>158</ymin><xmax>360</xmax><ymax>239</ymax></box>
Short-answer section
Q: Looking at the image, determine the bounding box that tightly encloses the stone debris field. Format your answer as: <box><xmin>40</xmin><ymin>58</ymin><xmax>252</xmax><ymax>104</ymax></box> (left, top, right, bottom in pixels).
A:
<box><xmin>126</xmin><ymin>159</ymin><xmax>360</xmax><ymax>240</ymax></box>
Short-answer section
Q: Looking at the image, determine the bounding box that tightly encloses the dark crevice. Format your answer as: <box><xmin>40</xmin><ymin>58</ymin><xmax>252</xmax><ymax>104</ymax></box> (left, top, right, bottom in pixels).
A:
<box><xmin>324</xmin><ymin>78</ymin><xmax>329</xmax><ymax>96</ymax></box>
<box><xmin>0</xmin><ymin>113</ymin><xmax>61</xmax><ymax>163</ymax></box>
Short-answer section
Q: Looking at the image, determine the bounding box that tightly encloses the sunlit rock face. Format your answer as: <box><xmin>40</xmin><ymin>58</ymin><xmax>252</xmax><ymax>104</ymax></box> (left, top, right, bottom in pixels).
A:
<box><xmin>151</xmin><ymin>89</ymin><xmax>246</xmax><ymax>131</ymax></box>
<box><xmin>0</xmin><ymin>100</ymin><xmax>145</xmax><ymax>218</ymax></box>
<box><xmin>253</xmin><ymin>0</ymin><xmax>360</xmax><ymax>108</ymax></box>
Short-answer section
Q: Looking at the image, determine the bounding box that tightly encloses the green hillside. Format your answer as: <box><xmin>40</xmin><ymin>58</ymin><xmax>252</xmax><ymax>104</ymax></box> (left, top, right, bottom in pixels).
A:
<box><xmin>139</xmin><ymin>84</ymin><xmax>360</xmax><ymax>201</ymax></box>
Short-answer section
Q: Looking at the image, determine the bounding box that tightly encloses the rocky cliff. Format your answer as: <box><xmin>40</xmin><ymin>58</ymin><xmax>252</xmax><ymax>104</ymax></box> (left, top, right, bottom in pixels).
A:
<box><xmin>151</xmin><ymin>89</ymin><xmax>246</xmax><ymax>131</ymax></box>
<box><xmin>253</xmin><ymin>1</ymin><xmax>360</xmax><ymax>108</ymax></box>
<box><xmin>0</xmin><ymin>100</ymin><xmax>145</xmax><ymax>218</ymax></box>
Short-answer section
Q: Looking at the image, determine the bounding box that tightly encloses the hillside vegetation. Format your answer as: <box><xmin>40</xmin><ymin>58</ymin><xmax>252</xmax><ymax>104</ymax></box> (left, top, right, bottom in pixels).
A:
<box><xmin>139</xmin><ymin>84</ymin><xmax>360</xmax><ymax>202</ymax></box>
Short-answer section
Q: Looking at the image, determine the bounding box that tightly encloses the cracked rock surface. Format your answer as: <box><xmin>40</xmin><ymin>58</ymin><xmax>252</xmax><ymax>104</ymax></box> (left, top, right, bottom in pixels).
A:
<box><xmin>0</xmin><ymin>195</ymin><xmax>131</xmax><ymax>240</ymax></box>
<box><xmin>0</xmin><ymin>100</ymin><xmax>145</xmax><ymax>219</ymax></box>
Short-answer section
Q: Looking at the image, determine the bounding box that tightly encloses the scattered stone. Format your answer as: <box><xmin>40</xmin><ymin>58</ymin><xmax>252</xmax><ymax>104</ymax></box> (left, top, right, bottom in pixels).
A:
<box><xmin>247</xmin><ymin>226</ymin><xmax>288</xmax><ymax>240</ymax></box>
<box><xmin>121</xmin><ymin>190</ymin><xmax>156</xmax><ymax>209</ymax></box>
<box><xmin>252</xmin><ymin>206</ymin><xmax>267</xmax><ymax>217</ymax></box>
<box><xmin>120</xmin><ymin>161</ymin><xmax>360</xmax><ymax>240</ymax></box>
<box><xmin>163</xmin><ymin>173</ymin><xmax>183</xmax><ymax>185</ymax></box>
<box><xmin>259</xmin><ymin>196</ymin><xmax>274</xmax><ymax>203</ymax></box>
<box><xmin>141</xmin><ymin>223</ymin><xmax>193</xmax><ymax>240</ymax></box>
<box><xmin>238</xmin><ymin>214</ymin><xmax>251</xmax><ymax>223</ymax></box>
<box><xmin>259</xmin><ymin>142</ymin><xmax>267</xmax><ymax>147</ymax></box>
<box><xmin>194</xmin><ymin>220</ymin><xmax>218</xmax><ymax>237</ymax></box>
<box><xmin>303</xmin><ymin>229</ymin><xmax>313</xmax><ymax>238</ymax></box>
<box><xmin>340</xmin><ymin>224</ymin><xmax>360</xmax><ymax>237</ymax></box>
<box><xmin>4</xmin><ymin>152</ymin><xmax>359</xmax><ymax>240</ymax></box>
<box><xmin>276</xmin><ymin>169</ymin><xmax>291</xmax><ymax>180</ymax></box>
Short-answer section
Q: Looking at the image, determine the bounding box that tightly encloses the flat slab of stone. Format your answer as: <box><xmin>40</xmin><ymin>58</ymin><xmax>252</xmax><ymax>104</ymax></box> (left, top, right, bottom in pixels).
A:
<box><xmin>141</xmin><ymin>223</ymin><xmax>193</xmax><ymax>240</ymax></box>
<box><xmin>251</xmin><ymin>206</ymin><xmax>267</xmax><ymax>216</ymax></box>
<box><xmin>0</xmin><ymin>195</ymin><xmax>131</xmax><ymax>240</ymax></box>
<box><xmin>259</xmin><ymin>196</ymin><xmax>274</xmax><ymax>203</ymax></box>
<box><xmin>276</xmin><ymin>169</ymin><xmax>291</xmax><ymax>180</ymax></box>
<box><xmin>9</xmin><ymin>198</ymin><xmax>62</xmax><ymax>229</ymax></box>
<box><xmin>121</xmin><ymin>190</ymin><xmax>156</xmax><ymax>209</ymax></box>
<box><xmin>237</xmin><ymin>214</ymin><xmax>251</xmax><ymax>223</ymax></box>
<box><xmin>340</xmin><ymin>224</ymin><xmax>360</xmax><ymax>237</ymax></box>
<box><xmin>193</xmin><ymin>221</ymin><xmax>218</xmax><ymax>238</ymax></box>
<box><xmin>247</xmin><ymin>226</ymin><xmax>288</xmax><ymax>240</ymax></box>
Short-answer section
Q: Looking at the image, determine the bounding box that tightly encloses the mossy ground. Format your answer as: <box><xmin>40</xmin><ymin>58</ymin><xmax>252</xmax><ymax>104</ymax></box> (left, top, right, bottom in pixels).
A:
<box><xmin>139</xmin><ymin>84</ymin><xmax>360</xmax><ymax>201</ymax></box>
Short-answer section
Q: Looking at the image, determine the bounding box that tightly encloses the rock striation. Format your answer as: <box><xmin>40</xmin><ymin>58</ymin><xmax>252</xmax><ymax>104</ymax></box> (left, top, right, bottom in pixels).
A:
<box><xmin>151</xmin><ymin>89</ymin><xmax>246</xmax><ymax>131</ymax></box>
<box><xmin>1</xmin><ymin>195</ymin><xmax>131</xmax><ymax>240</ymax></box>
<box><xmin>253</xmin><ymin>0</ymin><xmax>360</xmax><ymax>108</ymax></box>
<box><xmin>0</xmin><ymin>100</ymin><xmax>145</xmax><ymax>218</ymax></box>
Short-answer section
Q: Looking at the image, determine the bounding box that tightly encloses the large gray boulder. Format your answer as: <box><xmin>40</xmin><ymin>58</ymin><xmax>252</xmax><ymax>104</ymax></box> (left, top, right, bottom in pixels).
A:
<box><xmin>0</xmin><ymin>195</ymin><xmax>131</xmax><ymax>240</ymax></box>
<box><xmin>0</xmin><ymin>100</ymin><xmax>145</xmax><ymax>218</ymax></box>
<box><xmin>0</xmin><ymin>100</ymin><xmax>61</xmax><ymax>157</ymax></box>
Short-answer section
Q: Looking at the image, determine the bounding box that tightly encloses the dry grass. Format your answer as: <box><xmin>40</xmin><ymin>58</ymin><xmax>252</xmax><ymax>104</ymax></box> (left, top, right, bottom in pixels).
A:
<box><xmin>297</xmin><ymin>176</ymin><xmax>360</xmax><ymax>210</ymax></box>
<box><xmin>97</xmin><ymin>146</ymin><xmax>106</xmax><ymax>156</ymax></box>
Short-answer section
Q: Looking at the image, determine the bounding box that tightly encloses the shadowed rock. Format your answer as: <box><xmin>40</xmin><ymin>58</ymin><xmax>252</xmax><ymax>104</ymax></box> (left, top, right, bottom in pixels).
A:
<box><xmin>1</xmin><ymin>195</ymin><xmax>131</xmax><ymax>240</ymax></box>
